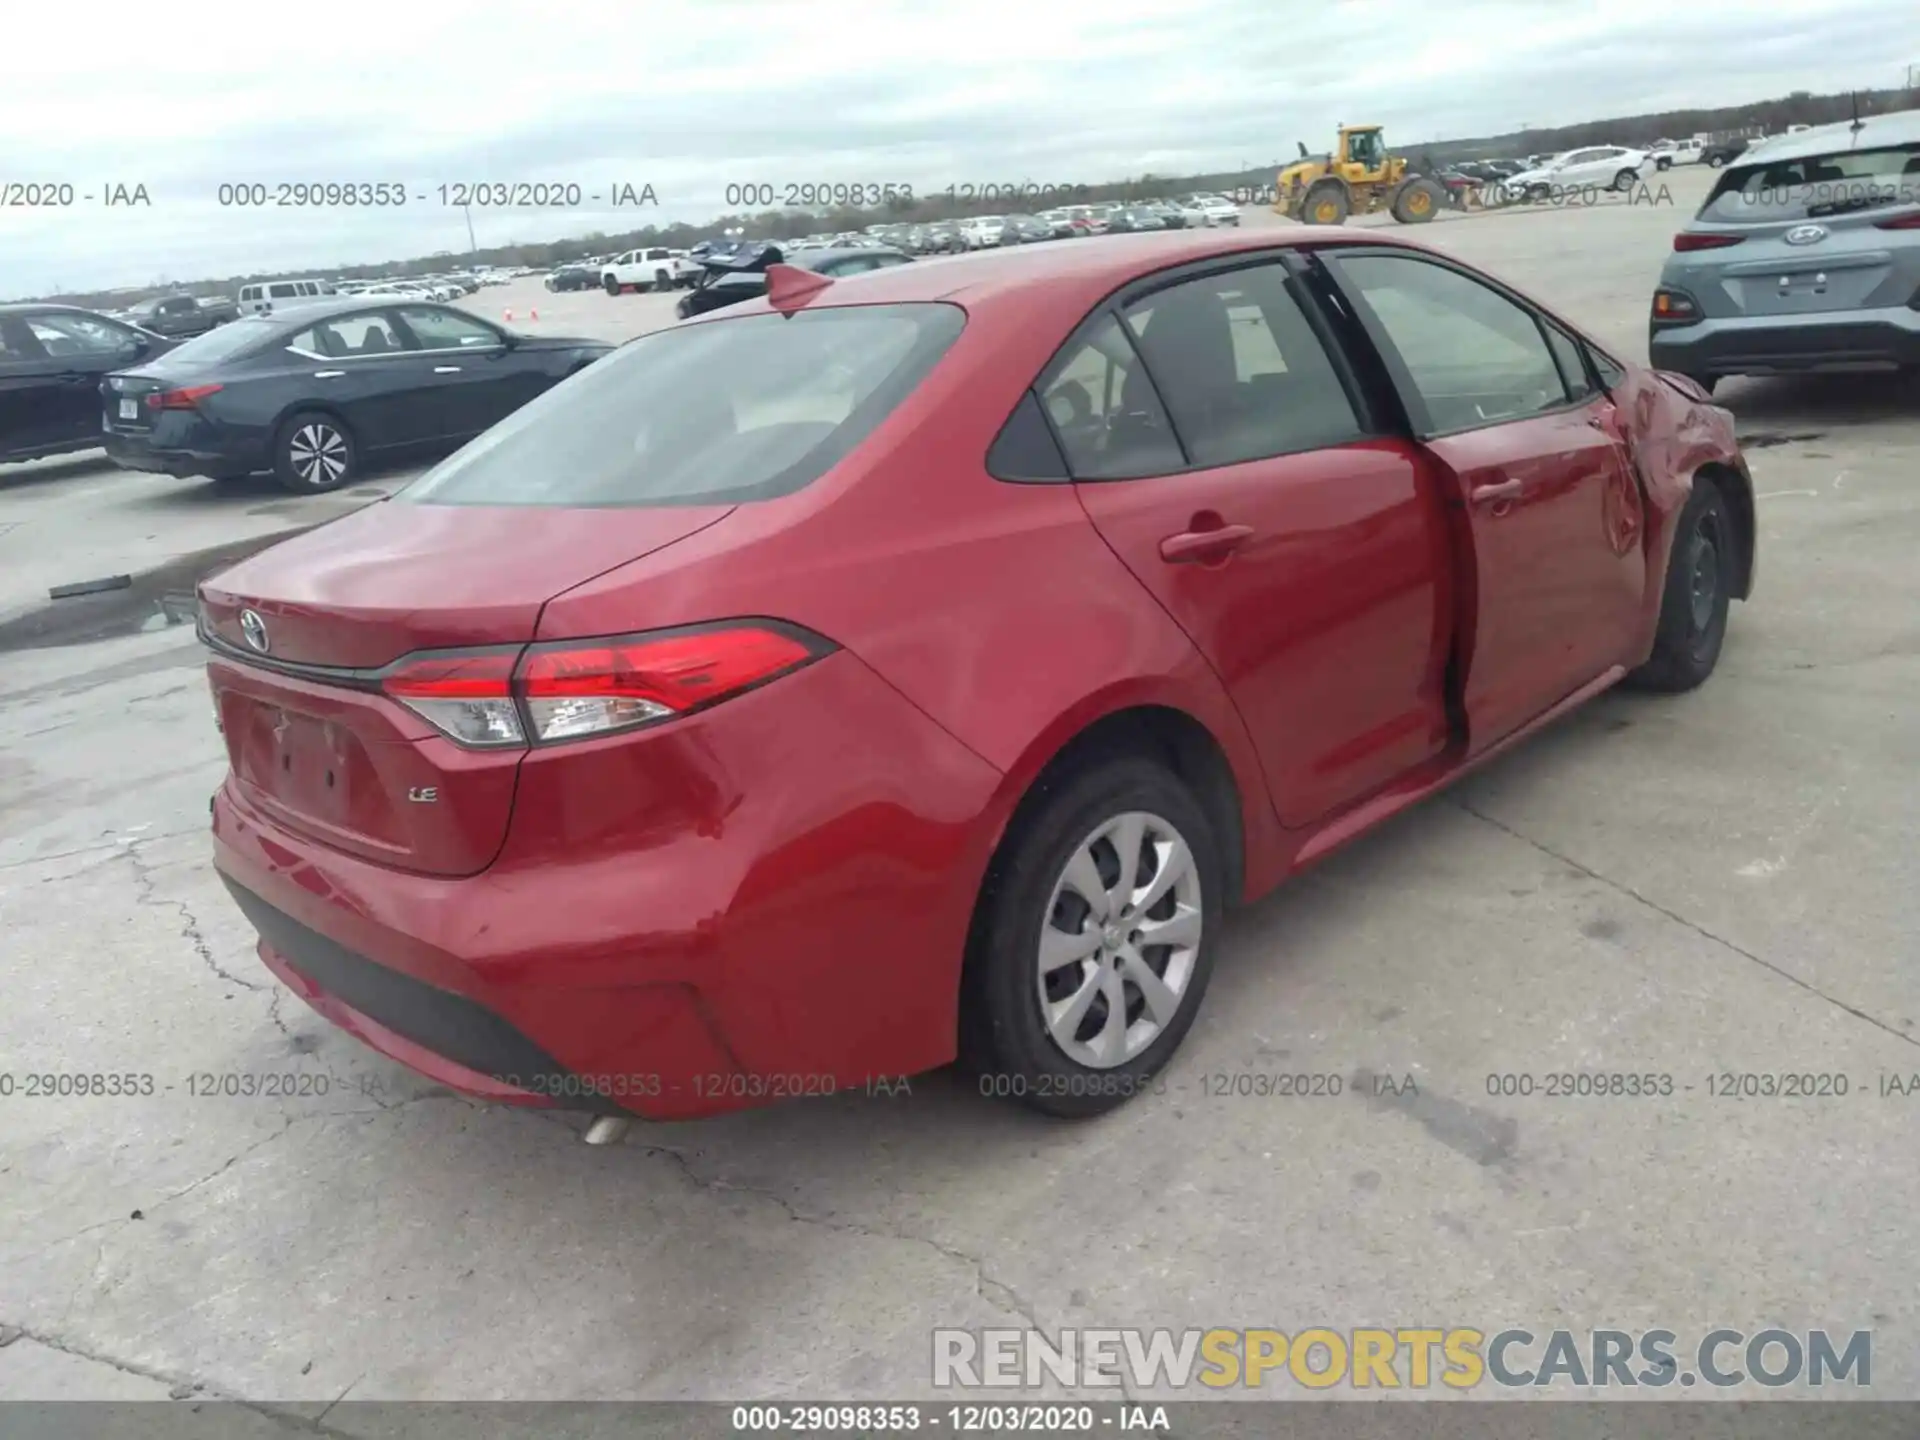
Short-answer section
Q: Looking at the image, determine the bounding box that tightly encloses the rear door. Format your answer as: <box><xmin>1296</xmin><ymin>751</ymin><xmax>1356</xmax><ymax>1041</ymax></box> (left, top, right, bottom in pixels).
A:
<box><xmin>20</xmin><ymin>311</ymin><xmax>148</xmax><ymax>450</ymax></box>
<box><xmin>0</xmin><ymin>317</ymin><xmax>60</xmax><ymax>457</ymax></box>
<box><xmin>1052</xmin><ymin>255</ymin><xmax>1454</xmax><ymax>829</ymax></box>
<box><xmin>1320</xmin><ymin>247</ymin><xmax>1645</xmax><ymax>751</ymax></box>
<box><xmin>287</xmin><ymin>308</ymin><xmax>438</xmax><ymax>452</ymax></box>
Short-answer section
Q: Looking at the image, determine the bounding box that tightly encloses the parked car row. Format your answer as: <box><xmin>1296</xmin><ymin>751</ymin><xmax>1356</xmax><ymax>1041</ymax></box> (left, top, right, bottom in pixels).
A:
<box><xmin>0</xmin><ymin>293</ymin><xmax>609</xmax><ymax>488</ymax></box>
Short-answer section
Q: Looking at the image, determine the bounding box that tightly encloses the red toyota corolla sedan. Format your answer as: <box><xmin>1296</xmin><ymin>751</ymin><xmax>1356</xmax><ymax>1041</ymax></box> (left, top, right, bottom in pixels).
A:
<box><xmin>199</xmin><ymin>229</ymin><xmax>1754</xmax><ymax>1122</ymax></box>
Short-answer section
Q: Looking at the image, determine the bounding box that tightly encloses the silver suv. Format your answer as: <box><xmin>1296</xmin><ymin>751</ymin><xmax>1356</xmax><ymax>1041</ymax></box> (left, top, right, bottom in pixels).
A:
<box><xmin>1649</xmin><ymin>108</ymin><xmax>1920</xmax><ymax>392</ymax></box>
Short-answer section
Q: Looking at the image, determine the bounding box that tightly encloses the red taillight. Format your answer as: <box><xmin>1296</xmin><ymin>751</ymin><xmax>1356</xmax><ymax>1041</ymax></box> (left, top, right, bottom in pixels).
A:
<box><xmin>381</xmin><ymin>650</ymin><xmax>523</xmax><ymax>747</ymax></box>
<box><xmin>1873</xmin><ymin>210</ymin><xmax>1920</xmax><ymax>230</ymax></box>
<box><xmin>518</xmin><ymin>624</ymin><xmax>821</xmax><ymax>743</ymax></box>
<box><xmin>375</xmin><ymin>624</ymin><xmax>829</xmax><ymax>748</ymax></box>
<box><xmin>1673</xmin><ymin>232</ymin><xmax>1743</xmax><ymax>252</ymax></box>
<box><xmin>146</xmin><ymin>383</ymin><xmax>223</xmax><ymax>410</ymax></box>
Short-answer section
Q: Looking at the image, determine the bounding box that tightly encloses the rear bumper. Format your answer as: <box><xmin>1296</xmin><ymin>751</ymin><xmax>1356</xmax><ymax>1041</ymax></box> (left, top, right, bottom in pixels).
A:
<box><xmin>209</xmin><ymin>648</ymin><xmax>1007</xmax><ymax>1119</ymax></box>
<box><xmin>103</xmin><ymin>423</ymin><xmax>266</xmax><ymax>479</ymax></box>
<box><xmin>1650</xmin><ymin>307</ymin><xmax>1920</xmax><ymax>377</ymax></box>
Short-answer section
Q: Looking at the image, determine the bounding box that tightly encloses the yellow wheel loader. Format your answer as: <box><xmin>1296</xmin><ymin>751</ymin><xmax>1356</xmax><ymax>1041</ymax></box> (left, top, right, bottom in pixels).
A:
<box><xmin>1273</xmin><ymin>125</ymin><xmax>1446</xmax><ymax>226</ymax></box>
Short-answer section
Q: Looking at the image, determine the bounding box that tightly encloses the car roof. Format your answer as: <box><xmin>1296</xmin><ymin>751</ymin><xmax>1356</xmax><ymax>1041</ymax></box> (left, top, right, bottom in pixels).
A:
<box><xmin>701</xmin><ymin>227</ymin><xmax>1434</xmax><ymax>323</ymax></box>
<box><xmin>1737</xmin><ymin>108</ymin><xmax>1920</xmax><ymax>166</ymax></box>
<box><xmin>0</xmin><ymin>302</ymin><xmax>119</xmax><ymax>316</ymax></box>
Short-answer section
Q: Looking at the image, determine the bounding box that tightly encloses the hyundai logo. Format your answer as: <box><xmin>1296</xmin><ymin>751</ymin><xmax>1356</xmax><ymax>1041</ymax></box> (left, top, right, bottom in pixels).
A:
<box><xmin>239</xmin><ymin>609</ymin><xmax>270</xmax><ymax>653</ymax></box>
<box><xmin>1783</xmin><ymin>224</ymin><xmax>1828</xmax><ymax>246</ymax></box>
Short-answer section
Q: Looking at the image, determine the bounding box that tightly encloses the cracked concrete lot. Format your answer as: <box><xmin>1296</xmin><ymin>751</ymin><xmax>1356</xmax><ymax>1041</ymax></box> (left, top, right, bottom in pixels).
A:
<box><xmin>2</xmin><ymin>169</ymin><xmax>1918</xmax><ymax>1417</ymax></box>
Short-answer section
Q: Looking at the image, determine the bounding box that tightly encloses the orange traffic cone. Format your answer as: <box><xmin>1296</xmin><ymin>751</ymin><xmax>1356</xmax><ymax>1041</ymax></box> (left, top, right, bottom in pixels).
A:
<box><xmin>504</xmin><ymin>308</ymin><xmax>514</xmax><ymax>321</ymax></box>
<box><xmin>530</xmin><ymin>308</ymin><xmax>539</xmax><ymax>322</ymax></box>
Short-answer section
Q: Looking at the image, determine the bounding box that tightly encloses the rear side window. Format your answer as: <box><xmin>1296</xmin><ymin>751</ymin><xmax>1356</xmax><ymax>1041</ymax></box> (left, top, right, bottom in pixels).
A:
<box><xmin>163</xmin><ymin>316</ymin><xmax>282</xmax><ymax>364</ymax></box>
<box><xmin>1700</xmin><ymin>142</ymin><xmax>1920</xmax><ymax>223</ymax></box>
<box><xmin>1122</xmin><ymin>263</ymin><xmax>1365</xmax><ymax>466</ymax></box>
<box><xmin>400</xmin><ymin>303</ymin><xmax>966</xmax><ymax>508</ymax></box>
<box><xmin>1038</xmin><ymin>312</ymin><xmax>1183</xmax><ymax>479</ymax></box>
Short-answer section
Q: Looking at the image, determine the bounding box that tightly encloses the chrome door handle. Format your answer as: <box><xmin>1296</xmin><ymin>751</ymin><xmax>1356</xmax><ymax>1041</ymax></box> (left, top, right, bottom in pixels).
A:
<box><xmin>313</xmin><ymin>370</ymin><xmax>344</xmax><ymax>378</ymax></box>
<box><xmin>1471</xmin><ymin>479</ymin><xmax>1524</xmax><ymax>504</ymax></box>
<box><xmin>433</xmin><ymin>365</ymin><xmax>461</xmax><ymax>373</ymax></box>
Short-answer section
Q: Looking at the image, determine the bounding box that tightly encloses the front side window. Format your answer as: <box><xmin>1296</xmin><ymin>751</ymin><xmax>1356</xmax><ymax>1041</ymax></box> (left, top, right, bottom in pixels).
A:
<box><xmin>400</xmin><ymin>303</ymin><xmax>965</xmax><ymax>507</ymax></box>
<box><xmin>1542</xmin><ymin>323</ymin><xmax>1596</xmax><ymax>401</ymax></box>
<box><xmin>1333</xmin><ymin>254</ymin><xmax>1569</xmax><ymax>433</ymax></box>
<box><xmin>1122</xmin><ymin>263</ymin><xmax>1365</xmax><ymax>467</ymax></box>
<box><xmin>1038</xmin><ymin>312</ymin><xmax>1184</xmax><ymax>480</ymax></box>
<box><xmin>396</xmin><ymin>306</ymin><xmax>501</xmax><ymax>350</ymax></box>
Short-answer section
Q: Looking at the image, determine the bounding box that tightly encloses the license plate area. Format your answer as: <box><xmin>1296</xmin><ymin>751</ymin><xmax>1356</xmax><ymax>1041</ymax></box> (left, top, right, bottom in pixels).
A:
<box><xmin>118</xmin><ymin>398</ymin><xmax>139</xmax><ymax>419</ymax></box>
<box><xmin>237</xmin><ymin>705</ymin><xmax>356</xmax><ymax>826</ymax></box>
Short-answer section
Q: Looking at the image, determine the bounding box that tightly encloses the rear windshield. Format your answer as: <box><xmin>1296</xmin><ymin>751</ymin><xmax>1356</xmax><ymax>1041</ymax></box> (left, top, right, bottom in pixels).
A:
<box><xmin>156</xmin><ymin>316</ymin><xmax>281</xmax><ymax>365</ymax></box>
<box><xmin>399</xmin><ymin>302</ymin><xmax>966</xmax><ymax>508</ymax></box>
<box><xmin>1699</xmin><ymin>141</ymin><xmax>1920</xmax><ymax>223</ymax></box>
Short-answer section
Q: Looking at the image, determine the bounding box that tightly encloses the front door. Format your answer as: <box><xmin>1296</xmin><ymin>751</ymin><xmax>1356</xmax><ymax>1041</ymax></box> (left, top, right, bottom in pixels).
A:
<box><xmin>1320</xmin><ymin>249</ymin><xmax>1646</xmax><ymax>750</ymax></box>
<box><xmin>1046</xmin><ymin>257</ymin><xmax>1453</xmax><ymax>829</ymax></box>
<box><xmin>391</xmin><ymin>306</ymin><xmax>531</xmax><ymax>441</ymax></box>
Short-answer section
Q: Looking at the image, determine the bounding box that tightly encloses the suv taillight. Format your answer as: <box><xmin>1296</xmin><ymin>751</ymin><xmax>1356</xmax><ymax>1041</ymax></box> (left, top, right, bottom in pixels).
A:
<box><xmin>379</xmin><ymin>622</ymin><xmax>833</xmax><ymax>749</ymax></box>
<box><xmin>1873</xmin><ymin>211</ymin><xmax>1920</xmax><ymax>231</ymax></box>
<box><xmin>1673</xmin><ymin>232</ymin><xmax>1743</xmax><ymax>252</ymax></box>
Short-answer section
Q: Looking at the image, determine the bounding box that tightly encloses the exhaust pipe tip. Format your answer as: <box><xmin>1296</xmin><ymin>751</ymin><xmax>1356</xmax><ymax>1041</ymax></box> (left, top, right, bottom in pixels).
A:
<box><xmin>583</xmin><ymin>1116</ymin><xmax>632</xmax><ymax>1147</ymax></box>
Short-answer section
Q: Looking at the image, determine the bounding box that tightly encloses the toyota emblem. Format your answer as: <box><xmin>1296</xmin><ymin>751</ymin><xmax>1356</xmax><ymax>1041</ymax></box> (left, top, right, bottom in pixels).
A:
<box><xmin>1783</xmin><ymin>224</ymin><xmax>1828</xmax><ymax>246</ymax></box>
<box><xmin>239</xmin><ymin>609</ymin><xmax>270</xmax><ymax>653</ymax></box>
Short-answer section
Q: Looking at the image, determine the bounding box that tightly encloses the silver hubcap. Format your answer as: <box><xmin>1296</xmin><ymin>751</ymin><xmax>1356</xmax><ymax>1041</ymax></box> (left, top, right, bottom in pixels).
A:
<box><xmin>1036</xmin><ymin>811</ymin><xmax>1202</xmax><ymax>1069</ymax></box>
<box><xmin>288</xmin><ymin>424</ymin><xmax>348</xmax><ymax>486</ymax></box>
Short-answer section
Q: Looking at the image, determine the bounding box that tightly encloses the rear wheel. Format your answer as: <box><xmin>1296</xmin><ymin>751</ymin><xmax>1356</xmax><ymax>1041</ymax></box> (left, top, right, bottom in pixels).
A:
<box><xmin>961</xmin><ymin>756</ymin><xmax>1222</xmax><ymax>1118</ymax></box>
<box><xmin>1391</xmin><ymin>177</ymin><xmax>1443</xmax><ymax>224</ymax></box>
<box><xmin>1613</xmin><ymin>168</ymin><xmax>1639</xmax><ymax>191</ymax></box>
<box><xmin>1298</xmin><ymin>180</ymin><xmax>1350</xmax><ymax>225</ymax></box>
<box><xmin>274</xmin><ymin>411</ymin><xmax>356</xmax><ymax>494</ymax></box>
<box><xmin>1626</xmin><ymin>477</ymin><xmax>1735</xmax><ymax>693</ymax></box>
<box><xmin>1707</xmin><ymin>154</ymin><xmax>1727</xmax><ymax>169</ymax></box>
<box><xmin>653</xmin><ymin>269</ymin><xmax>672</xmax><ymax>292</ymax></box>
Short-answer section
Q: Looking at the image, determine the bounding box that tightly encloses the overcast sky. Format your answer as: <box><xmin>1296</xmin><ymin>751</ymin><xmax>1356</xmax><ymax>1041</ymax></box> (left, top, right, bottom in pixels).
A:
<box><xmin>4</xmin><ymin>0</ymin><xmax>1916</xmax><ymax>296</ymax></box>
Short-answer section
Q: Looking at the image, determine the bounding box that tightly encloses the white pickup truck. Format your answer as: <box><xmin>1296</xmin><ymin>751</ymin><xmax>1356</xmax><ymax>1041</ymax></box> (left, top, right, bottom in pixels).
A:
<box><xmin>601</xmin><ymin>246</ymin><xmax>701</xmax><ymax>294</ymax></box>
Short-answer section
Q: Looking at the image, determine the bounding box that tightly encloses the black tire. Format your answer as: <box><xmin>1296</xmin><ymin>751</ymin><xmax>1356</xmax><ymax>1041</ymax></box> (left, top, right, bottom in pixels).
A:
<box><xmin>960</xmin><ymin>755</ymin><xmax>1224</xmax><ymax>1119</ymax></box>
<box><xmin>1707</xmin><ymin>155</ymin><xmax>1727</xmax><ymax>169</ymax></box>
<box><xmin>273</xmin><ymin>411</ymin><xmax>356</xmax><ymax>494</ymax></box>
<box><xmin>1626</xmin><ymin>477</ymin><xmax>1735</xmax><ymax>693</ymax></box>
<box><xmin>653</xmin><ymin>270</ymin><xmax>672</xmax><ymax>292</ymax></box>
<box><xmin>1390</xmin><ymin>177</ymin><xmax>1443</xmax><ymax>224</ymax></box>
<box><xmin>602</xmin><ymin>274</ymin><xmax>620</xmax><ymax>295</ymax></box>
<box><xmin>1297</xmin><ymin>180</ymin><xmax>1350</xmax><ymax>226</ymax></box>
<box><xmin>1656</xmin><ymin>156</ymin><xmax>1672</xmax><ymax>171</ymax></box>
<box><xmin>1613</xmin><ymin>168</ymin><xmax>1639</xmax><ymax>191</ymax></box>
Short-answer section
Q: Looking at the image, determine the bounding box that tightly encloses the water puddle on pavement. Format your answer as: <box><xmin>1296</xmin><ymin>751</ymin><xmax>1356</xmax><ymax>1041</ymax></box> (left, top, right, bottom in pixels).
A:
<box><xmin>0</xmin><ymin>528</ymin><xmax>313</xmax><ymax>655</ymax></box>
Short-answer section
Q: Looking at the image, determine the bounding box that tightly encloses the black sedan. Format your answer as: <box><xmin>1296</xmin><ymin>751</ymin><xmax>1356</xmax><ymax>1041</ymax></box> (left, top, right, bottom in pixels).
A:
<box><xmin>675</xmin><ymin>245</ymin><xmax>913</xmax><ymax>319</ymax></box>
<box><xmin>100</xmin><ymin>299</ymin><xmax>611</xmax><ymax>492</ymax></box>
<box><xmin>1</xmin><ymin>304</ymin><xmax>178</xmax><ymax>465</ymax></box>
<box><xmin>544</xmin><ymin>265</ymin><xmax>599</xmax><ymax>292</ymax></box>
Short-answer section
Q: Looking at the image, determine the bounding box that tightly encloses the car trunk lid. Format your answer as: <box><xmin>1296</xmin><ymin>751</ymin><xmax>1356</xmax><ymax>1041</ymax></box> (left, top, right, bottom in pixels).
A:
<box><xmin>200</xmin><ymin>500</ymin><xmax>734</xmax><ymax>875</ymax></box>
